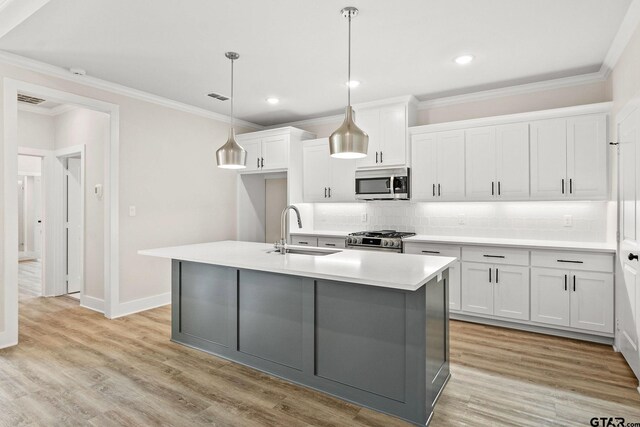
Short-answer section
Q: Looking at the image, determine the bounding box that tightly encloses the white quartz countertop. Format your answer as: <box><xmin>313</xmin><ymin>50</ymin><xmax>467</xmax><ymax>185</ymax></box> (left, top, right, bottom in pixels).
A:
<box><xmin>290</xmin><ymin>230</ymin><xmax>349</xmax><ymax>238</ymax></box>
<box><xmin>404</xmin><ymin>235</ymin><xmax>616</xmax><ymax>253</ymax></box>
<box><xmin>139</xmin><ymin>240</ymin><xmax>455</xmax><ymax>291</ymax></box>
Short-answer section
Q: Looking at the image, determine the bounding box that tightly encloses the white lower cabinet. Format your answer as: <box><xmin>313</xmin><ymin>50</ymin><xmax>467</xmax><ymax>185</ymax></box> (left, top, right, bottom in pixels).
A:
<box><xmin>461</xmin><ymin>262</ymin><xmax>529</xmax><ymax>320</ymax></box>
<box><xmin>531</xmin><ymin>267</ymin><xmax>614</xmax><ymax>333</ymax></box>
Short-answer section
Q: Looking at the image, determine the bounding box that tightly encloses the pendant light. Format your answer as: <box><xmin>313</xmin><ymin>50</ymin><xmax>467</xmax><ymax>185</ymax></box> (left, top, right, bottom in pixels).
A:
<box><xmin>216</xmin><ymin>52</ymin><xmax>247</xmax><ymax>169</ymax></box>
<box><xmin>329</xmin><ymin>7</ymin><xmax>368</xmax><ymax>159</ymax></box>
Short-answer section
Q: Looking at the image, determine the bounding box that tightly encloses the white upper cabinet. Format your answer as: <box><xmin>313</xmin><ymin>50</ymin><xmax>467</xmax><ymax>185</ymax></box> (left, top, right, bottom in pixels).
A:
<box><xmin>236</xmin><ymin>127</ymin><xmax>315</xmax><ymax>174</ymax></box>
<box><xmin>303</xmin><ymin>139</ymin><xmax>356</xmax><ymax>203</ymax></box>
<box><xmin>465</xmin><ymin>127</ymin><xmax>497</xmax><ymax>199</ymax></box>
<box><xmin>354</xmin><ymin>99</ymin><xmax>417</xmax><ymax>169</ymax></box>
<box><xmin>530</xmin><ymin>114</ymin><xmax>607</xmax><ymax>200</ymax></box>
<box><xmin>412</xmin><ymin>130</ymin><xmax>465</xmax><ymax>201</ymax></box>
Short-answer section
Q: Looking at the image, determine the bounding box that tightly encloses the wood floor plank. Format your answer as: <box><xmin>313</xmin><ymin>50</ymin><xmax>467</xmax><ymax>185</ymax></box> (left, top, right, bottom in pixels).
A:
<box><xmin>1</xmin><ymin>293</ymin><xmax>639</xmax><ymax>427</ymax></box>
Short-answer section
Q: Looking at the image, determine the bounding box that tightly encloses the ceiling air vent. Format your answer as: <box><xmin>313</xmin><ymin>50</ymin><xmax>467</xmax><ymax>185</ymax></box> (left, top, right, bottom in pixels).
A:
<box><xmin>207</xmin><ymin>92</ymin><xmax>229</xmax><ymax>101</ymax></box>
<box><xmin>17</xmin><ymin>94</ymin><xmax>46</xmax><ymax>105</ymax></box>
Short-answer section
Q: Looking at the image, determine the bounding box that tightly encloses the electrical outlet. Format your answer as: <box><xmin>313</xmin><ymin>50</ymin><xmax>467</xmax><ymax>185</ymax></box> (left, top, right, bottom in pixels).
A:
<box><xmin>361</xmin><ymin>213</ymin><xmax>368</xmax><ymax>223</ymax></box>
<box><xmin>458</xmin><ymin>214</ymin><xmax>466</xmax><ymax>225</ymax></box>
<box><xmin>129</xmin><ymin>206</ymin><xmax>137</xmax><ymax>217</ymax></box>
<box><xmin>563</xmin><ymin>215</ymin><xmax>573</xmax><ymax>227</ymax></box>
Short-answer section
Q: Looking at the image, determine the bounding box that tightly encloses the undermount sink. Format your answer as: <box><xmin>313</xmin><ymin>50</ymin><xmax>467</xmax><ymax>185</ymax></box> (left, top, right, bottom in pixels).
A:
<box><xmin>268</xmin><ymin>247</ymin><xmax>342</xmax><ymax>256</ymax></box>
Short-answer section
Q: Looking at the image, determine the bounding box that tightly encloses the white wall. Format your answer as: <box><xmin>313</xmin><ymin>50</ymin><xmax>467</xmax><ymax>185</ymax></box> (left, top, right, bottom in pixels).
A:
<box><xmin>17</xmin><ymin>110</ymin><xmax>54</xmax><ymax>150</ymax></box>
<box><xmin>0</xmin><ymin>61</ymin><xmax>247</xmax><ymax>336</ymax></box>
<box><xmin>17</xmin><ymin>155</ymin><xmax>41</xmax><ymax>174</ymax></box>
<box><xmin>54</xmin><ymin>108</ymin><xmax>109</xmax><ymax>300</ymax></box>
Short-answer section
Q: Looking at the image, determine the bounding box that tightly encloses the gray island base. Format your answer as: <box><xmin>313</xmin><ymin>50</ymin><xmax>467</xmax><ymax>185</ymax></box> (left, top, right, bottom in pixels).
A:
<box><xmin>170</xmin><ymin>260</ymin><xmax>450</xmax><ymax>426</ymax></box>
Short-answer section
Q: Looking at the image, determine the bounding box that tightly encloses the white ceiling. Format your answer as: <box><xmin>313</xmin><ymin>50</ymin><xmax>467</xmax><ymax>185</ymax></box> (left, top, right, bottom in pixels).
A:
<box><xmin>0</xmin><ymin>0</ymin><xmax>632</xmax><ymax>126</ymax></box>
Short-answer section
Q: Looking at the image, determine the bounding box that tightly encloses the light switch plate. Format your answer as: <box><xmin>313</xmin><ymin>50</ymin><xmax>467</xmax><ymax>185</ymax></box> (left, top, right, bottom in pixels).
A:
<box><xmin>129</xmin><ymin>206</ymin><xmax>137</xmax><ymax>217</ymax></box>
<box><xmin>563</xmin><ymin>215</ymin><xmax>572</xmax><ymax>227</ymax></box>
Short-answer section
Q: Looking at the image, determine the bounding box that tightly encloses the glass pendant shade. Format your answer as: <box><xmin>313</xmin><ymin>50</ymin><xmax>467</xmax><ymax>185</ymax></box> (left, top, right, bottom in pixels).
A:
<box><xmin>329</xmin><ymin>106</ymin><xmax>368</xmax><ymax>159</ymax></box>
<box><xmin>216</xmin><ymin>128</ymin><xmax>247</xmax><ymax>169</ymax></box>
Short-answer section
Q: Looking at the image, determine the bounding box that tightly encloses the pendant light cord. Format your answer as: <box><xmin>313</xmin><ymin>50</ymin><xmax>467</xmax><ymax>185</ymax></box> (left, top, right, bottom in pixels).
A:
<box><xmin>347</xmin><ymin>13</ymin><xmax>351</xmax><ymax>107</ymax></box>
<box><xmin>230</xmin><ymin>57</ymin><xmax>234</xmax><ymax>128</ymax></box>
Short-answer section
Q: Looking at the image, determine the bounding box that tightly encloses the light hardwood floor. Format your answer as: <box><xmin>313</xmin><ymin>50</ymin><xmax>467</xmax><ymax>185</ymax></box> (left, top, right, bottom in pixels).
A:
<box><xmin>17</xmin><ymin>260</ymin><xmax>41</xmax><ymax>299</ymax></box>
<box><xmin>1</xmin><ymin>296</ymin><xmax>639</xmax><ymax>426</ymax></box>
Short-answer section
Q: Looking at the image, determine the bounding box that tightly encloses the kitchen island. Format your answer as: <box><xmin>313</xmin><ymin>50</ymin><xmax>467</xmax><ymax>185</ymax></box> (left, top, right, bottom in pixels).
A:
<box><xmin>140</xmin><ymin>240</ymin><xmax>455</xmax><ymax>426</ymax></box>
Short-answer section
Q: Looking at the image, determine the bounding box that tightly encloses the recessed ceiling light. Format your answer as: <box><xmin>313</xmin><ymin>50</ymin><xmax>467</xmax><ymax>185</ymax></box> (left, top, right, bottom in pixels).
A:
<box><xmin>454</xmin><ymin>55</ymin><xmax>474</xmax><ymax>65</ymax></box>
<box><xmin>266</xmin><ymin>97</ymin><xmax>279</xmax><ymax>105</ymax></box>
<box><xmin>346</xmin><ymin>80</ymin><xmax>360</xmax><ymax>88</ymax></box>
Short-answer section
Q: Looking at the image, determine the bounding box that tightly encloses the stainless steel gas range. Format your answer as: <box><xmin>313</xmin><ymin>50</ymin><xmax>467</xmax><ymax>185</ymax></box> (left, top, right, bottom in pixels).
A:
<box><xmin>346</xmin><ymin>230</ymin><xmax>416</xmax><ymax>253</ymax></box>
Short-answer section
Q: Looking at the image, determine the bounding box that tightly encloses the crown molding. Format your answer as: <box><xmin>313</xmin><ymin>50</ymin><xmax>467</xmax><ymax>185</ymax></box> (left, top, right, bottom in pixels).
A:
<box><xmin>417</xmin><ymin>71</ymin><xmax>607</xmax><ymax>110</ymax></box>
<box><xmin>0</xmin><ymin>0</ymin><xmax>50</xmax><ymax>39</ymax></box>
<box><xmin>410</xmin><ymin>102</ymin><xmax>613</xmax><ymax>135</ymax></box>
<box><xmin>600</xmin><ymin>0</ymin><xmax>640</xmax><ymax>78</ymax></box>
<box><xmin>0</xmin><ymin>50</ymin><xmax>264</xmax><ymax>130</ymax></box>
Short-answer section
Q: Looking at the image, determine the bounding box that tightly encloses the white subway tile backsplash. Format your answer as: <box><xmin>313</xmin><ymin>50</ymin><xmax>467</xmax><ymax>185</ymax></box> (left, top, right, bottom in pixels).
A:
<box><xmin>309</xmin><ymin>201</ymin><xmax>613</xmax><ymax>243</ymax></box>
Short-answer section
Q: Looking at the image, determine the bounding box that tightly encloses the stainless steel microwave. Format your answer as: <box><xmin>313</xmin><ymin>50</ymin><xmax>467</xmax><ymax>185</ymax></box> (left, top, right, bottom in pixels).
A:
<box><xmin>355</xmin><ymin>168</ymin><xmax>410</xmax><ymax>200</ymax></box>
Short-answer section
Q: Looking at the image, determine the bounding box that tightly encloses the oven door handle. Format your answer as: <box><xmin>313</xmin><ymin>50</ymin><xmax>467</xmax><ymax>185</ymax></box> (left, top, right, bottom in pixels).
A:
<box><xmin>389</xmin><ymin>174</ymin><xmax>395</xmax><ymax>197</ymax></box>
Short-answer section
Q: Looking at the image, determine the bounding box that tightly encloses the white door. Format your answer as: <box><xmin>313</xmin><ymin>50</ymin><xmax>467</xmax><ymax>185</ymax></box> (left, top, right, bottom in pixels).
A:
<box><xmin>448</xmin><ymin>261</ymin><xmax>461</xmax><ymax>311</ymax></box>
<box><xmin>461</xmin><ymin>262</ymin><xmax>493</xmax><ymax>315</ymax></box>
<box><xmin>465</xmin><ymin>127</ymin><xmax>497</xmax><ymax>200</ymax></box>
<box><xmin>66</xmin><ymin>158</ymin><xmax>82</xmax><ymax>294</ymax></box>
<box><xmin>531</xmin><ymin>267</ymin><xmax>570</xmax><ymax>326</ymax></box>
<box><xmin>496</xmin><ymin>123</ymin><xmax>530</xmax><ymax>200</ymax></box>
<box><xmin>570</xmin><ymin>271</ymin><xmax>613</xmax><ymax>333</ymax></box>
<box><xmin>411</xmin><ymin>134</ymin><xmax>438</xmax><ymax>200</ymax></box>
<box><xmin>32</xmin><ymin>176</ymin><xmax>43</xmax><ymax>257</ymax></box>
<box><xmin>436</xmin><ymin>130</ymin><xmax>466</xmax><ymax>200</ymax></box>
<box><xmin>530</xmin><ymin>119</ymin><xmax>567</xmax><ymax>199</ymax></box>
<box><xmin>17</xmin><ymin>176</ymin><xmax>25</xmax><ymax>252</ymax></box>
<box><xmin>619</xmin><ymin>105</ymin><xmax>640</xmax><ymax>378</ymax></box>
<box><xmin>303</xmin><ymin>141</ymin><xmax>330</xmax><ymax>202</ymax></box>
<box><xmin>567</xmin><ymin>115</ymin><xmax>607</xmax><ymax>199</ymax></box>
<box><xmin>261</xmin><ymin>135</ymin><xmax>289</xmax><ymax>171</ymax></box>
<box><xmin>378</xmin><ymin>104</ymin><xmax>406</xmax><ymax>167</ymax></box>
<box><xmin>241</xmin><ymin>138</ymin><xmax>262</xmax><ymax>172</ymax></box>
<box><xmin>493</xmin><ymin>265</ymin><xmax>530</xmax><ymax>320</ymax></box>
<box><xmin>329</xmin><ymin>155</ymin><xmax>356</xmax><ymax>202</ymax></box>
<box><xmin>355</xmin><ymin>108</ymin><xmax>380</xmax><ymax>168</ymax></box>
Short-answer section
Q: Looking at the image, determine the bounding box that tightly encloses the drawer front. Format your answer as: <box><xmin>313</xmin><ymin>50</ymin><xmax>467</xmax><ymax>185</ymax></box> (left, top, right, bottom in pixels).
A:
<box><xmin>318</xmin><ymin>237</ymin><xmax>346</xmax><ymax>249</ymax></box>
<box><xmin>403</xmin><ymin>243</ymin><xmax>461</xmax><ymax>259</ymax></box>
<box><xmin>531</xmin><ymin>250</ymin><xmax>613</xmax><ymax>273</ymax></box>
<box><xmin>290</xmin><ymin>236</ymin><xmax>318</xmax><ymax>247</ymax></box>
<box><xmin>462</xmin><ymin>246</ymin><xmax>530</xmax><ymax>266</ymax></box>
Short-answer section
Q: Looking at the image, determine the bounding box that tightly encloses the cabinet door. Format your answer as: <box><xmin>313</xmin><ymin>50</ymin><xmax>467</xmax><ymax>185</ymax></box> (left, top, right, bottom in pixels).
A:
<box><xmin>461</xmin><ymin>262</ymin><xmax>493</xmax><ymax>315</ymax></box>
<box><xmin>329</xmin><ymin>156</ymin><xmax>356</xmax><ymax>202</ymax></box>
<box><xmin>449</xmin><ymin>261</ymin><xmax>462</xmax><ymax>311</ymax></box>
<box><xmin>378</xmin><ymin>104</ymin><xmax>407</xmax><ymax>167</ymax></box>
<box><xmin>303</xmin><ymin>142</ymin><xmax>330</xmax><ymax>203</ymax></box>
<box><xmin>241</xmin><ymin>138</ymin><xmax>262</xmax><ymax>172</ymax></box>
<box><xmin>567</xmin><ymin>114</ymin><xmax>607</xmax><ymax>199</ymax></box>
<box><xmin>411</xmin><ymin>134</ymin><xmax>438</xmax><ymax>200</ymax></box>
<box><xmin>493</xmin><ymin>265</ymin><xmax>529</xmax><ymax>320</ymax></box>
<box><xmin>530</xmin><ymin>119</ymin><xmax>567</xmax><ymax>199</ymax></box>
<box><xmin>355</xmin><ymin>109</ymin><xmax>380</xmax><ymax>168</ymax></box>
<box><xmin>436</xmin><ymin>131</ymin><xmax>466</xmax><ymax>200</ymax></box>
<box><xmin>465</xmin><ymin>127</ymin><xmax>497</xmax><ymax>200</ymax></box>
<box><xmin>531</xmin><ymin>268</ymin><xmax>570</xmax><ymax>327</ymax></box>
<box><xmin>570</xmin><ymin>271</ymin><xmax>613</xmax><ymax>333</ymax></box>
<box><xmin>496</xmin><ymin>123</ymin><xmax>530</xmax><ymax>200</ymax></box>
<box><xmin>261</xmin><ymin>135</ymin><xmax>289</xmax><ymax>171</ymax></box>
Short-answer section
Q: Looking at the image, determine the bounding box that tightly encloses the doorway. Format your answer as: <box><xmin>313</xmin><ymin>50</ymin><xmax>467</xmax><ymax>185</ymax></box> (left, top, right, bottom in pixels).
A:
<box><xmin>63</xmin><ymin>155</ymin><xmax>83</xmax><ymax>298</ymax></box>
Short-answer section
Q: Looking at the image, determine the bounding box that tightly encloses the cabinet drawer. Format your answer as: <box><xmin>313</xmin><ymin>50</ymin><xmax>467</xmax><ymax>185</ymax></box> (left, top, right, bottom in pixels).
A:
<box><xmin>318</xmin><ymin>237</ymin><xmax>346</xmax><ymax>248</ymax></box>
<box><xmin>290</xmin><ymin>236</ymin><xmax>318</xmax><ymax>247</ymax></box>
<box><xmin>531</xmin><ymin>250</ymin><xmax>613</xmax><ymax>273</ymax></box>
<box><xmin>404</xmin><ymin>243</ymin><xmax>461</xmax><ymax>259</ymax></box>
<box><xmin>462</xmin><ymin>246</ymin><xmax>529</xmax><ymax>266</ymax></box>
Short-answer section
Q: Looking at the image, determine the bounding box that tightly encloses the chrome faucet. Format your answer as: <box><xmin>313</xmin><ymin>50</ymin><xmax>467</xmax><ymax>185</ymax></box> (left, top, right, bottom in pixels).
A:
<box><xmin>275</xmin><ymin>205</ymin><xmax>302</xmax><ymax>254</ymax></box>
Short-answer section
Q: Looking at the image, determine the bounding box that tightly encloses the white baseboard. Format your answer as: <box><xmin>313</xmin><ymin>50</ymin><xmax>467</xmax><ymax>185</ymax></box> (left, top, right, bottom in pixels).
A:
<box><xmin>0</xmin><ymin>331</ymin><xmax>18</xmax><ymax>349</ymax></box>
<box><xmin>112</xmin><ymin>292</ymin><xmax>171</xmax><ymax>319</ymax></box>
<box><xmin>80</xmin><ymin>295</ymin><xmax>105</xmax><ymax>313</ymax></box>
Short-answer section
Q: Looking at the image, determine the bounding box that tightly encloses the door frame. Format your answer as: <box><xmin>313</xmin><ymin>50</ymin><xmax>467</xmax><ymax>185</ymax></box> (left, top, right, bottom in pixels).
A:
<box><xmin>2</xmin><ymin>79</ymin><xmax>120</xmax><ymax>348</ymax></box>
